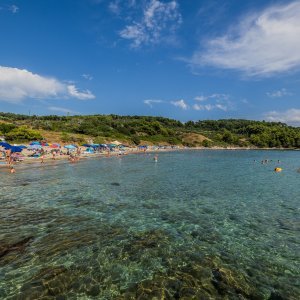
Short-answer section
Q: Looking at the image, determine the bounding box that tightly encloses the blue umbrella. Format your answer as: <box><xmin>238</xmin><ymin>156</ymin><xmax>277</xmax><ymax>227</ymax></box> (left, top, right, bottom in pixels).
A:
<box><xmin>18</xmin><ymin>145</ymin><xmax>27</xmax><ymax>149</ymax></box>
<box><xmin>0</xmin><ymin>142</ymin><xmax>12</xmax><ymax>149</ymax></box>
<box><xmin>90</xmin><ymin>144</ymin><xmax>100</xmax><ymax>148</ymax></box>
<box><xmin>10</xmin><ymin>146</ymin><xmax>23</xmax><ymax>153</ymax></box>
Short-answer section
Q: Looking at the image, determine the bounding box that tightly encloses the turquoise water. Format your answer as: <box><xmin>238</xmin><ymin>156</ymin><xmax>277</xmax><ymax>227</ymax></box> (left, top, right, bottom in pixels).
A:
<box><xmin>0</xmin><ymin>150</ymin><xmax>299</xmax><ymax>299</ymax></box>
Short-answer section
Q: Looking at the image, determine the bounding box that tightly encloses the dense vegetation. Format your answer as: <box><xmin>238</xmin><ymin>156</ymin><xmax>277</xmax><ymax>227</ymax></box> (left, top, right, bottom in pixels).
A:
<box><xmin>0</xmin><ymin>112</ymin><xmax>299</xmax><ymax>148</ymax></box>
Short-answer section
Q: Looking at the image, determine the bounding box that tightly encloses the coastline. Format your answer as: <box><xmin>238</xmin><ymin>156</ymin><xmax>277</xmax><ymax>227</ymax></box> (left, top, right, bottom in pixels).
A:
<box><xmin>1</xmin><ymin>145</ymin><xmax>298</xmax><ymax>172</ymax></box>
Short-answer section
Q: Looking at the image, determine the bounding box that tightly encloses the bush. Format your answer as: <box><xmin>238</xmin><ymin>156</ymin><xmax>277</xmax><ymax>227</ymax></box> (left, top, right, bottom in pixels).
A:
<box><xmin>5</xmin><ymin>126</ymin><xmax>42</xmax><ymax>142</ymax></box>
<box><xmin>131</xmin><ymin>135</ymin><xmax>141</xmax><ymax>145</ymax></box>
<box><xmin>0</xmin><ymin>123</ymin><xmax>16</xmax><ymax>134</ymax></box>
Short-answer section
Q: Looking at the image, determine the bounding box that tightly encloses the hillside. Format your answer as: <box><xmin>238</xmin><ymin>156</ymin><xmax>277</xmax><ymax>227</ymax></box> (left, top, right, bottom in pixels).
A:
<box><xmin>0</xmin><ymin>112</ymin><xmax>299</xmax><ymax>148</ymax></box>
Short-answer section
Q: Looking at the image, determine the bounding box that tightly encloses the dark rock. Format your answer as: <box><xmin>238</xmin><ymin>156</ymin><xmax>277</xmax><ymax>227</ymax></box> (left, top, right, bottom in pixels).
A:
<box><xmin>212</xmin><ymin>268</ymin><xmax>223</xmax><ymax>281</ymax></box>
<box><xmin>0</xmin><ymin>236</ymin><xmax>34</xmax><ymax>258</ymax></box>
<box><xmin>111</xmin><ymin>182</ymin><xmax>120</xmax><ymax>186</ymax></box>
<box><xmin>268</xmin><ymin>291</ymin><xmax>285</xmax><ymax>300</ymax></box>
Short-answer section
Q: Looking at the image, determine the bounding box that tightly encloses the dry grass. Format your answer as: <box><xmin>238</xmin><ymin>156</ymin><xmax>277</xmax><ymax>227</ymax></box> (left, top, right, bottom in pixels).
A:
<box><xmin>182</xmin><ymin>133</ymin><xmax>210</xmax><ymax>145</ymax></box>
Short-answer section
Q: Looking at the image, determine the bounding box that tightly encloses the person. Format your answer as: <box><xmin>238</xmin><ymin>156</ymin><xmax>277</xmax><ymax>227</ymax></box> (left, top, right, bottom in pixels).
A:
<box><xmin>10</xmin><ymin>166</ymin><xmax>16</xmax><ymax>174</ymax></box>
<box><xmin>154</xmin><ymin>155</ymin><xmax>158</xmax><ymax>162</ymax></box>
<box><xmin>41</xmin><ymin>154</ymin><xmax>45</xmax><ymax>164</ymax></box>
<box><xmin>6</xmin><ymin>148</ymin><xmax>12</xmax><ymax>165</ymax></box>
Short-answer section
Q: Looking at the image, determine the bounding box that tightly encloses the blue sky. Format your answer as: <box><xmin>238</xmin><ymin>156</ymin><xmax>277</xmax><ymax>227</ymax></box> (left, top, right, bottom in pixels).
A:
<box><xmin>0</xmin><ymin>0</ymin><xmax>300</xmax><ymax>125</ymax></box>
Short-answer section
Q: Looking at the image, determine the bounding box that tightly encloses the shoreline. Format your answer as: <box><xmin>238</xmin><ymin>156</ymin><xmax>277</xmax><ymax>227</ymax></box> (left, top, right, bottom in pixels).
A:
<box><xmin>1</xmin><ymin>146</ymin><xmax>298</xmax><ymax>171</ymax></box>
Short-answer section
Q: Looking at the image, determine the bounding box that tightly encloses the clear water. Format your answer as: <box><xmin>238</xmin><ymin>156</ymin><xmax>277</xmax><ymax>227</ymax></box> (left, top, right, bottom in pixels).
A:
<box><xmin>0</xmin><ymin>150</ymin><xmax>299</xmax><ymax>299</ymax></box>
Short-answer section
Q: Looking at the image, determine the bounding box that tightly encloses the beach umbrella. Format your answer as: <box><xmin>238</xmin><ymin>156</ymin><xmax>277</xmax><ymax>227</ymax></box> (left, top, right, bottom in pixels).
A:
<box><xmin>82</xmin><ymin>144</ymin><xmax>91</xmax><ymax>147</ymax></box>
<box><xmin>90</xmin><ymin>144</ymin><xmax>100</xmax><ymax>148</ymax></box>
<box><xmin>0</xmin><ymin>142</ymin><xmax>12</xmax><ymax>149</ymax></box>
<box><xmin>64</xmin><ymin>145</ymin><xmax>76</xmax><ymax>149</ymax></box>
<box><xmin>41</xmin><ymin>142</ymin><xmax>49</xmax><ymax>146</ymax></box>
<box><xmin>10</xmin><ymin>146</ymin><xmax>23</xmax><ymax>153</ymax></box>
<box><xmin>28</xmin><ymin>144</ymin><xmax>42</xmax><ymax>149</ymax></box>
<box><xmin>30</xmin><ymin>141</ymin><xmax>41</xmax><ymax>145</ymax></box>
<box><xmin>18</xmin><ymin>145</ymin><xmax>27</xmax><ymax>149</ymax></box>
<box><xmin>50</xmin><ymin>143</ymin><xmax>60</xmax><ymax>148</ymax></box>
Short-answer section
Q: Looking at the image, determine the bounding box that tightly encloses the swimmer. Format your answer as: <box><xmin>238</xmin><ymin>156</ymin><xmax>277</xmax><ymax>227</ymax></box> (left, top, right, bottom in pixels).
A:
<box><xmin>153</xmin><ymin>155</ymin><xmax>158</xmax><ymax>162</ymax></box>
<box><xmin>10</xmin><ymin>166</ymin><xmax>16</xmax><ymax>174</ymax></box>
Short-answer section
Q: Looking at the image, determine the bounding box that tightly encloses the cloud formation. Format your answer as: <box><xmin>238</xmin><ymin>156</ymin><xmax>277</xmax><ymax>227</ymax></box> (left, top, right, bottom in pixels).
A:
<box><xmin>144</xmin><ymin>99</ymin><xmax>163</xmax><ymax>107</ymax></box>
<box><xmin>0</xmin><ymin>4</ymin><xmax>19</xmax><ymax>13</ymax></box>
<box><xmin>193</xmin><ymin>93</ymin><xmax>231</xmax><ymax>111</ymax></box>
<box><xmin>191</xmin><ymin>1</ymin><xmax>300</xmax><ymax>76</ymax></box>
<box><xmin>82</xmin><ymin>73</ymin><xmax>93</xmax><ymax>80</ymax></box>
<box><xmin>119</xmin><ymin>0</ymin><xmax>182</xmax><ymax>47</ymax></box>
<box><xmin>194</xmin><ymin>93</ymin><xmax>229</xmax><ymax>102</ymax></box>
<box><xmin>265</xmin><ymin>108</ymin><xmax>300</xmax><ymax>125</ymax></box>
<box><xmin>0</xmin><ymin>66</ymin><xmax>95</xmax><ymax>102</ymax></box>
<box><xmin>67</xmin><ymin>85</ymin><xmax>95</xmax><ymax>100</ymax></box>
<box><xmin>108</xmin><ymin>1</ymin><xmax>121</xmax><ymax>15</ymax></box>
<box><xmin>266</xmin><ymin>88</ymin><xmax>292</xmax><ymax>98</ymax></box>
<box><xmin>9</xmin><ymin>4</ymin><xmax>19</xmax><ymax>13</ymax></box>
<box><xmin>171</xmin><ymin>99</ymin><xmax>188</xmax><ymax>110</ymax></box>
<box><xmin>193</xmin><ymin>103</ymin><xmax>227</xmax><ymax>111</ymax></box>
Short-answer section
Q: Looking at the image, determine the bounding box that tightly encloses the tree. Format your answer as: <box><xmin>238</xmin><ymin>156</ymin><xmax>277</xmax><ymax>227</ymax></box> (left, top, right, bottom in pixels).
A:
<box><xmin>5</xmin><ymin>126</ymin><xmax>42</xmax><ymax>142</ymax></box>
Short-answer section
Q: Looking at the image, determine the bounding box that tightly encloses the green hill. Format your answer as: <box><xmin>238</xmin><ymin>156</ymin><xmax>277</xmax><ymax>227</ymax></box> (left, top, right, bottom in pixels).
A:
<box><xmin>0</xmin><ymin>112</ymin><xmax>299</xmax><ymax>148</ymax></box>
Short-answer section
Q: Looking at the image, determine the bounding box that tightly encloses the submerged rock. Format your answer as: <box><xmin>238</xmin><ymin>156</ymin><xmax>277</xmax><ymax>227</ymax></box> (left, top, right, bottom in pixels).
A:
<box><xmin>0</xmin><ymin>236</ymin><xmax>34</xmax><ymax>259</ymax></box>
<box><xmin>111</xmin><ymin>182</ymin><xmax>120</xmax><ymax>186</ymax></box>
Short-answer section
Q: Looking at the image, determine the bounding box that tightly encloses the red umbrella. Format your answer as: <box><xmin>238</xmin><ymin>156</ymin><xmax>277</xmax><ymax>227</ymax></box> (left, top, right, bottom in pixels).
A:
<box><xmin>50</xmin><ymin>143</ymin><xmax>60</xmax><ymax>148</ymax></box>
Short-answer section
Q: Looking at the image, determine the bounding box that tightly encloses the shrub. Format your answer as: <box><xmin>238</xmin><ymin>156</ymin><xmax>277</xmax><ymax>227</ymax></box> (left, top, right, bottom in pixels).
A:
<box><xmin>5</xmin><ymin>126</ymin><xmax>42</xmax><ymax>142</ymax></box>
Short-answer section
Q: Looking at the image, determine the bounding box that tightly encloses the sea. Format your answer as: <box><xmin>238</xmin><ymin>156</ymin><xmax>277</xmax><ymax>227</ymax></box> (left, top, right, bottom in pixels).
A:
<box><xmin>0</xmin><ymin>150</ymin><xmax>299</xmax><ymax>299</ymax></box>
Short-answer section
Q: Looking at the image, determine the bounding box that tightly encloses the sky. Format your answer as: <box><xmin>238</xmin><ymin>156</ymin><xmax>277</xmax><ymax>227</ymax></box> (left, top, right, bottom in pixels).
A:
<box><xmin>0</xmin><ymin>0</ymin><xmax>300</xmax><ymax>125</ymax></box>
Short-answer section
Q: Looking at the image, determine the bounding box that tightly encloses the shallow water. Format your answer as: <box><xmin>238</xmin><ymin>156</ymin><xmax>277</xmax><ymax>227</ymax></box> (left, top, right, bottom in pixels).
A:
<box><xmin>0</xmin><ymin>150</ymin><xmax>299</xmax><ymax>299</ymax></box>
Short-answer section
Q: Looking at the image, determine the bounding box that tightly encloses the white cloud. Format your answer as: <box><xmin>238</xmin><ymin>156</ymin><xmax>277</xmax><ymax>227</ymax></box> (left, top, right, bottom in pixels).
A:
<box><xmin>193</xmin><ymin>93</ymin><xmax>231</xmax><ymax>111</ymax></box>
<box><xmin>67</xmin><ymin>85</ymin><xmax>95</xmax><ymax>100</ymax></box>
<box><xmin>190</xmin><ymin>1</ymin><xmax>300</xmax><ymax>76</ymax></box>
<box><xmin>9</xmin><ymin>5</ymin><xmax>19</xmax><ymax>13</ymax></box>
<box><xmin>0</xmin><ymin>66</ymin><xmax>95</xmax><ymax>102</ymax></box>
<box><xmin>265</xmin><ymin>108</ymin><xmax>300</xmax><ymax>125</ymax></box>
<box><xmin>193</xmin><ymin>104</ymin><xmax>213</xmax><ymax>111</ymax></box>
<box><xmin>119</xmin><ymin>0</ymin><xmax>182</xmax><ymax>48</ymax></box>
<box><xmin>194</xmin><ymin>93</ymin><xmax>229</xmax><ymax>102</ymax></box>
<box><xmin>108</xmin><ymin>1</ymin><xmax>121</xmax><ymax>15</ymax></box>
<box><xmin>193</xmin><ymin>103</ymin><xmax>228</xmax><ymax>111</ymax></box>
<box><xmin>266</xmin><ymin>88</ymin><xmax>292</xmax><ymax>98</ymax></box>
<box><xmin>82</xmin><ymin>73</ymin><xmax>93</xmax><ymax>80</ymax></box>
<box><xmin>48</xmin><ymin>106</ymin><xmax>78</xmax><ymax>115</ymax></box>
<box><xmin>171</xmin><ymin>99</ymin><xmax>188</xmax><ymax>110</ymax></box>
<box><xmin>215</xmin><ymin>104</ymin><xmax>228</xmax><ymax>111</ymax></box>
<box><xmin>194</xmin><ymin>96</ymin><xmax>206</xmax><ymax>102</ymax></box>
<box><xmin>144</xmin><ymin>99</ymin><xmax>163</xmax><ymax>107</ymax></box>
<box><xmin>0</xmin><ymin>4</ymin><xmax>19</xmax><ymax>13</ymax></box>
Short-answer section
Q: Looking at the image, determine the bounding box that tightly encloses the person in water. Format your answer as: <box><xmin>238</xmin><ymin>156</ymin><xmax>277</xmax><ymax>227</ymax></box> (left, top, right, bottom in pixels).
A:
<box><xmin>10</xmin><ymin>166</ymin><xmax>16</xmax><ymax>174</ymax></box>
<box><xmin>154</xmin><ymin>155</ymin><xmax>158</xmax><ymax>162</ymax></box>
